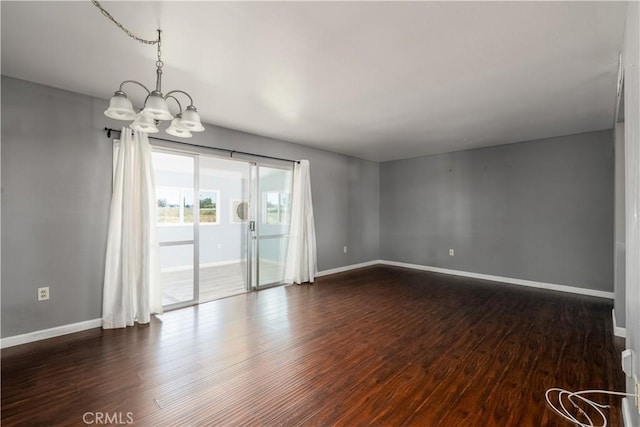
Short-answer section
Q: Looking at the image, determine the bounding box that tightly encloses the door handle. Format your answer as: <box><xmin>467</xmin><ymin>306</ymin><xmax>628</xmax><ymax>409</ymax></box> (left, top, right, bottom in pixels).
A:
<box><xmin>249</xmin><ymin>220</ymin><xmax>256</xmax><ymax>232</ymax></box>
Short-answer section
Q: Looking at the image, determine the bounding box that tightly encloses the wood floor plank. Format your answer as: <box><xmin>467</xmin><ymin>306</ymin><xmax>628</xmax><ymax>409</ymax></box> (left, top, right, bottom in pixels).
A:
<box><xmin>1</xmin><ymin>266</ymin><xmax>624</xmax><ymax>426</ymax></box>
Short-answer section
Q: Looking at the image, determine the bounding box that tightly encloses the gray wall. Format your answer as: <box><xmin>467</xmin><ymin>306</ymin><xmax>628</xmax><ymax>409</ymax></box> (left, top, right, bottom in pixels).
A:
<box><xmin>1</xmin><ymin>77</ymin><xmax>112</xmax><ymax>338</ymax></box>
<box><xmin>380</xmin><ymin>130</ymin><xmax>614</xmax><ymax>292</ymax></box>
<box><xmin>1</xmin><ymin>76</ymin><xmax>380</xmax><ymax>338</ymax></box>
<box><xmin>623</xmin><ymin>1</ymin><xmax>640</xmax><ymax>421</ymax></box>
<box><xmin>614</xmin><ymin>122</ymin><xmax>625</xmax><ymax>327</ymax></box>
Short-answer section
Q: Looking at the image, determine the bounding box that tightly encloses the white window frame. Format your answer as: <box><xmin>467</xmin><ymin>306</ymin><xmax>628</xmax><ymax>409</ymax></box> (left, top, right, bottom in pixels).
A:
<box><xmin>262</xmin><ymin>191</ymin><xmax>291</xmax><ymax>225</ymax></box>
<box><xmin>198</xmin><ymin>189</ymin><xmax>221</xmax><ymax>225</ymax></box>
<box><xmin>156</xmin><ymin>185</ymin><xmax>195</xmax><ymax>226</ymax></box>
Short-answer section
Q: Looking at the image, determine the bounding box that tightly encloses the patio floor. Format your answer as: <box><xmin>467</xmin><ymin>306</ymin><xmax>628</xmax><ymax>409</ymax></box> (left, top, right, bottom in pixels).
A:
<box><xmin>161</xmin><ymin>261</ymin><xmax>284</xmax><ymax>306</ymax></box>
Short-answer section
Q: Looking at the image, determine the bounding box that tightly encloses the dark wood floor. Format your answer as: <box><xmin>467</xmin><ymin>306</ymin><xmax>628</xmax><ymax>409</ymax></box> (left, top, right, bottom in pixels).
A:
<box><xmin>1</xmin><ymin>266</ymin><xmax>624</xmax><ymax>426</ymax></box>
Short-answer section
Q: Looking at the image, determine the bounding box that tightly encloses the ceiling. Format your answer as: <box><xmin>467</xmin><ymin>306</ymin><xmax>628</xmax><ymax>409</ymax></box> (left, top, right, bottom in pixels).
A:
<box><xmin>1</xmin><ymin>1</ymin><xmax>627</xmax><ymax>162</ymax></box>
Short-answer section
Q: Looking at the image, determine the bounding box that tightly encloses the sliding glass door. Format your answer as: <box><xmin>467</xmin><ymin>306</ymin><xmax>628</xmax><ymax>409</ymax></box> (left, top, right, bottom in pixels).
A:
<box><xmin>256</xmin><ymin>165</ymin><xmax>293</xmax><ymax>288</ymax></box>
<box><xmin>149</xmin><ymin>143</ymin><xmax>294</xmax><ymax>308</ymax></box>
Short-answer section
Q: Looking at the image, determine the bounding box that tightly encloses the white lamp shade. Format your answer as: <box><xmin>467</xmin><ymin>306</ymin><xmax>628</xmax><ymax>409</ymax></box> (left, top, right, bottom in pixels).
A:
<box><xmin>141</xmin><ymin>91</ymin><xmax>174</xmax><ymax>121</ymax></box>
<box><xmin>130</xmin><ymin>113</ymin><xmax>159</xmax><ymax>133</ymax></box>
<box><xmin>166</xmin><ymin>117</ymin><xmax>193</xmax><ymax>138</ymax></box>
<box><xmin>104</xmin><ymin>92</ymin><xmax>136</xmax><ymax>120</ymax></box>
<box><xmin>180</xmin><ymin>106</ymin><xmax>205</xmax><ymax>131</ymax></box>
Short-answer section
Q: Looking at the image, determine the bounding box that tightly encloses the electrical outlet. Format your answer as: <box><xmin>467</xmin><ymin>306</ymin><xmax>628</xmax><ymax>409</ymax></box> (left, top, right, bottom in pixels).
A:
<box><xmin>38</xmin><ymin>287</ymin><xmax>49</xmax><ymax>301</ymax></box>
<box><xmin>449</xmin><ymin>249</ymin><xmax>455</xmax><ymax>256</ymax></box>
<box><xmin>343</xmin><ymin>246</ymin><xmax>348</xmax><ymax>253</ymax></box>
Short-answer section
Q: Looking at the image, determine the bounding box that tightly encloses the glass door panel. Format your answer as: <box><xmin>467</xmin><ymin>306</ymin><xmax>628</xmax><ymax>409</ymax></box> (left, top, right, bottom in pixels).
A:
<box><xmin>159</xmin><ymin>244</ymin><xmax>195</xmax><ymax>306</ymax></box>
<box><xmin>152</xmin><ymin>150</ymin><xmax>197</xmax><ymax>309</ymax></box>
<box><xmin>258</xmin><ymin>236</ymin><xmax>288</xmax><ymax>287</ymax></box>
<box><xmin>257</xmin><ymin>165</ymin><xmax>293</xmax><ymax>288</ymax></box>
<box><xmin>198</xmin><ymin>156</ymin><xmax>251</xmax><ymax>302</ymax></box>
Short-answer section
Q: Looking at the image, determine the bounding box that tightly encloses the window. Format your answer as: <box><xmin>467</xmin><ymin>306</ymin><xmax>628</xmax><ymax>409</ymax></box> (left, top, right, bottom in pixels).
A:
<box><xmin>199</xmin><ymin>190</ymin><xmax>220</xmax><ymax>224</ymax></box>
<box><xmin>262</xmin><ymin>191</ymin><xmax>290</xmax><ymax>225</ymax></box>
<box><xmin>156</xmin><ymin>187</ymin><xmax>220</xmax><ymax>225</ymax></box>
<box><xmin>157</xmin><ymin>186</ymin><xmax>194</xmax><ymax>224</ymax></box>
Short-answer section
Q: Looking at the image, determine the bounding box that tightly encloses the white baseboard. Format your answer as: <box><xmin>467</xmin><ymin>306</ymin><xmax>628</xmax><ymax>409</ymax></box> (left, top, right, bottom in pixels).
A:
<box><xmin>161</xmin><ymin>259</ymin><xmax>244</xmax><ymax>273</ymax></box>
<box><xmin>316</xmin><ymin>260</ymin><xmax>382</xmax><ymax>277</ymax></box>
<box><xmin>0</xmin><ymin>318</ymin><xmax>102</xmax><ymax>349</ymax></box>
<box><xmin>379</xmin><ymin>260</ymin><xmax>614</xmax><ymax>299</ymax></box>
<box><xmin>613</xmin><ymin>309</ymin><xmax>627</xmax><ymax>338</ymax></box>
<box><xmin>260</xmin><ymin>258</ymin><xmax>285</xmax><ymax>267</ymax></box>
<box><xmin>202</xmin><ymin>259</ymin><xmax>244</xmax><ymax>269</ymax></box>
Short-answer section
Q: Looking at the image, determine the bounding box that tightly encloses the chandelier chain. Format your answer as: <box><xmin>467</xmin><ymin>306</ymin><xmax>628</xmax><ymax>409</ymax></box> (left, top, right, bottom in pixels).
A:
<box><xmin>91</xmin><ymin>0</ymin><xmax>158</xmax><ymax>45</ymax></box>
<box><xmin>157</xmin><ymin>31</ymin><xmax>163</xmax><ymax>67</ymax></box>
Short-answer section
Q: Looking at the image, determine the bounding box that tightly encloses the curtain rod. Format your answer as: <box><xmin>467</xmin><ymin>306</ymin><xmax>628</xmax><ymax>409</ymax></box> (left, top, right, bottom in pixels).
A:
<box><xmin>103</xmin><ymin>127</ymin><xmax>300</xmax><ymax>164</ymax></box>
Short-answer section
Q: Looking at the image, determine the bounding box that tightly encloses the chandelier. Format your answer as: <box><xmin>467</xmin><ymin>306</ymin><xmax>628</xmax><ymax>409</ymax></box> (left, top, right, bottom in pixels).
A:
<box><xmin>93</xmin><ymin>1</ymin><xmax>204</xmax><ymax>138</ymax></box>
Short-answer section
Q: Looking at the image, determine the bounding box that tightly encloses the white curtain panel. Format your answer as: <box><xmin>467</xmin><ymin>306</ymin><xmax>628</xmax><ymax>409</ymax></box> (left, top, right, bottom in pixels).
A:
<box><xmin>102</xmin><ymin>128</ymin><xmax>162</xmax><ymax>329</ymax></box>
<box><xmin>285</xmin><ymin>159</ymin><xmax>318</xmax><ymax>284</ymax></box>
